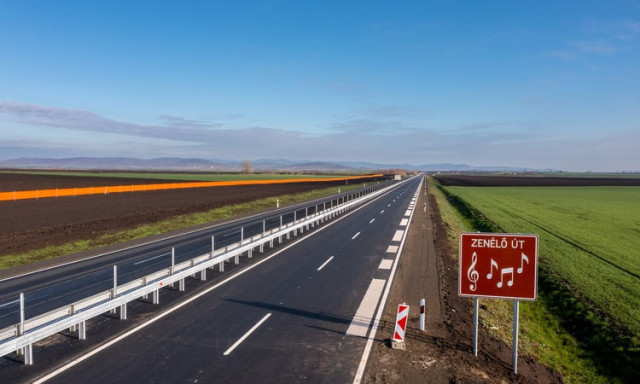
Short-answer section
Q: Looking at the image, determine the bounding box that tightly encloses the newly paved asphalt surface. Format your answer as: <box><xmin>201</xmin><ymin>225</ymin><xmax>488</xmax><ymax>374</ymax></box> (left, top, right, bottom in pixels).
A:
<box><xmin>2</xmin><ymin>176</ymin><xmax>423</xmax><ymax>383</ymax></box>
<box><xmin>0</xmin><ymin>183</ymin><xmax>388</xmax><ymax>328</ymax></box>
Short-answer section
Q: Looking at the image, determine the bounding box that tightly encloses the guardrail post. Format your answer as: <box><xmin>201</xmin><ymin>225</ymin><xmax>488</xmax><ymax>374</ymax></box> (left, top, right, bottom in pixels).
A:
<box><xmin>294</xmin><ymin>212</ymin><xmax>297</xmax><ymax>236</ymax></box>
<box><xmin>263</xmin><ymin>220</ymin><xmax>266</xmax><ymax>234</ymax></box>
<box><xmin>69</xmin><ymin>304</ymin><xmax>77</xmax><ymax>332</ymax></box>
<box><xmin>279</xmin><ymin>216</ymin><xmax>283</xmax><ymax>243</ymax></box>
<box><xmin>19</xmin><ymin>292</ymin><xmax>25</xmax><ymax>336</ymax></box>
<box><xmin>110</xmin><ymin>265</ymin><xmax>118</xmax><ymax>315</ymax></box>
<box><xmin>214</xmin><ymin>236</ymin><xmax>216</xmax><ymax>259</ymax></box>
<box><xmin>305</xmin><ymin>207</ymin><xmax>309</xmax><ymax>231</ymax></box>
<box><xmin>249</xmin><ymin>248</ymin><xmax>253</xmax><ymax>259</ymax></box>
<box><xmin>178</xmin><ymin>279</ymin><xmax>185</xmax><ymax>292</ymax></box>
<box><xmin>171</xmin><ymin>247</ymin><xmax>175</xmax><ymax>275</ymax></box>
<box><xmin>79</xmin><ymin>321</ymin><xmax>86</xmax><ymax>340</ymax></box>
<box><xmin>153</xmin><ymin>289</ymin><xmax>159</xmax><ymax>304</ymax></box>
<box><xmin>120</xmin><ymin>302</ymin><xmax>127</xmax><ymax>320</ymax></box>
<box><xmin>201</xmin><ymin>268</ymin><xmax>207</xmax><ymax>281</ymax></box>
<box><xmin>24</xmin><ymin>343</ymin><xmax>33</xmax><ymax>365</ymax></box>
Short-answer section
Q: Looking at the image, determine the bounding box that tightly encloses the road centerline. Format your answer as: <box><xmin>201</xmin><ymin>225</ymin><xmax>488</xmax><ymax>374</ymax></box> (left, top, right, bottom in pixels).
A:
<box><xmin>223</xmin><ymin>313</ymin><xmax>272</xmax><ymax>356</ymax></box>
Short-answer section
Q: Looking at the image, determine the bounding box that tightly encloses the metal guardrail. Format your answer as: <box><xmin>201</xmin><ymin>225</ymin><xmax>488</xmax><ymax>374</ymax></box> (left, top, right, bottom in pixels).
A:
<box><xmin>0</xmin><ymin>182</ymin><xmax>395</xmax><ymax>365</ymax></box>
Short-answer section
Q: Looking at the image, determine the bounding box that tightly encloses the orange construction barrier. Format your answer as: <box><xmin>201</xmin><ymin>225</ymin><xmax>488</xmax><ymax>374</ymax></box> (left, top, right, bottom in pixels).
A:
<box><xmin>0</xmin><ymin>174</ymin><xmax>384</xmax><ymax>202</ymax></box>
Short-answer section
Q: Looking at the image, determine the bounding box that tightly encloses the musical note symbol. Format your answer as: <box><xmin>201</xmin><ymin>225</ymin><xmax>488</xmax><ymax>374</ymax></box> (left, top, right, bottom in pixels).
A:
<box><xmin>467</xmin><ymin>252</ymin><xmax>479</xmax><ymax>291</ymax></box>
<box><xmin>497</xmin><ymin>267</ymin><xmax>514</xmax><ymax>288</ymax></box>
<box><xmin>517</xmin><ymin>253</ymin><xmax>529</xmax><ymax>274</ymax></box>
<box><xmin>486</xmin><ymin>259</ymin><xmax>498</xmax><ymax>280</ymax></box>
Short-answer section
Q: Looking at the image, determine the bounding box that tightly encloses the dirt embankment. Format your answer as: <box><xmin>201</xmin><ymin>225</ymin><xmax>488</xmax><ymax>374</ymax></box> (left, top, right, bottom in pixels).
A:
<box><xmin>364</xmin><ymin>180</ymin><xmax>561</xmax><ymax>383</ymax></box>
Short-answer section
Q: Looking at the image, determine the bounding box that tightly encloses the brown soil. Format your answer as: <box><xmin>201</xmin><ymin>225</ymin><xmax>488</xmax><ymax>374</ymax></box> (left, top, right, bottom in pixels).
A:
<box><xmin>434</xmin><ymin>174</ymin><xmax>640</xmax><ymax>187</ymax></box>
<box><xmin>363</xmin><ymin>178</ymin><xmax>562</xmax><ymax>383</ymax></box>
<box><xmin>0</xmin><ymin>173</ymin><xmax>378</xmax><ymax>259</ymax></box>
<box><xmin>0</xmin><ymin>172</ymin><xmax>173</xmax><ymax>191</ymax></box>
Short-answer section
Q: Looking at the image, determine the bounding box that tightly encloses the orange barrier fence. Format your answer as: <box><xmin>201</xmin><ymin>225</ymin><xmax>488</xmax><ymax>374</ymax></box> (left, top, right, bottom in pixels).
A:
<box><xmin>0</xmin><ymin>174</ymin><xmax>384</xmax><ymax>202</ymax></box>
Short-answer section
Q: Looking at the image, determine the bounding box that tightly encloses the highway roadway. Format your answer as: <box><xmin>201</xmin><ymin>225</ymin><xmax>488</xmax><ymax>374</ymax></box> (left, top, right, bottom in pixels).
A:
<box><xmin>2</xmin><ymin>176</ymin><xmax>423</xmax><ymax>383</ymax></box>
<box><xmin>0</xmin><ymin>182</ymin><xmax>389</xmax><ymax>329</ymax></box>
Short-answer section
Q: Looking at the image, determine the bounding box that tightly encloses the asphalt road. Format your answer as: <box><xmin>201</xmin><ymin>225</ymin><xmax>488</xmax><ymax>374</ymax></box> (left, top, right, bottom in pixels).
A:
<box><xmin>2</xmin><ymin>176</ymin><xmax>423</xmax><ymax>383</ymax></box>
<box><xmin>0</xmin><ymin>183</ymin><xmax>389</xmax><ymax>328</ymax></box>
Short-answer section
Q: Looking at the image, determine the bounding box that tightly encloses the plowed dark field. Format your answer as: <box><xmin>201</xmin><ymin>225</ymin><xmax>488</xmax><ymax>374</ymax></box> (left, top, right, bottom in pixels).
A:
<box><xmin>434</xmin><ymin>174</ymin><xmax>640</xmax><ymax>187</ymax></box>
<box><xmin>0</xmin><ymin>173</ymin><xmax>378</xmax><ymax>258</ymax></box>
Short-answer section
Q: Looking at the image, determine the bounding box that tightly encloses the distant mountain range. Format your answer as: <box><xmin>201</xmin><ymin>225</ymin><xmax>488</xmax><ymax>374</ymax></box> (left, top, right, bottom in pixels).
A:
<box><xmin>0</xmin><ymin>157</ymin><xmax>543</xmax><ymax>173</ymax></box>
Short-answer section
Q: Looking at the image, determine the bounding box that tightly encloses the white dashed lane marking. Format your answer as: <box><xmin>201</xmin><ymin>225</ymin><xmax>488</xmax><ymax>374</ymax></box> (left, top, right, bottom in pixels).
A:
<box><xmin>378</xmin><ymin>259</ymin><xmax>393</xmax><ymax>270</ymax></box>
<box><xmin>317</xmin><ymin>256</ymin><xmax>334</xmax><ymax>271</ymax></box>
<box><xmin>346</xmin><ymin>279</ymin><xmax>386</xmax><ymax>337</ymax></box>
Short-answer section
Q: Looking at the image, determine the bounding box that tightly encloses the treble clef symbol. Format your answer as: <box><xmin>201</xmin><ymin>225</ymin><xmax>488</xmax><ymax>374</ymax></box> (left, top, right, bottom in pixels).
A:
<box><xmin>467</xmin><ymin>252</ymin><xmax>479</xmax><ymax>291</ymax></box>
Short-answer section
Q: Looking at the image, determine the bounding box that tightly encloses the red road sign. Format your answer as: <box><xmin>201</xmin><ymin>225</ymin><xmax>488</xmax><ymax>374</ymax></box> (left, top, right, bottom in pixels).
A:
<box><xmin>393</xmin><ymin>304</ymin><xmax>409</xmax><ymax>342</ymax></box>
<box><xmin>459</xmin><ymin>233</ymin><xmax>538</xmax><ymax>300</ymax></box>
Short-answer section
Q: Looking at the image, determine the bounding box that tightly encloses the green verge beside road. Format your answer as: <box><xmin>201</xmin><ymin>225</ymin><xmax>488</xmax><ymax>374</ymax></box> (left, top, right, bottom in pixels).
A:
<box><xmin>431</xmin><ymin>177</ymin><xmax>640</xmax><ymax>383</ymax></box>
<box><xmin>0</xmin><ymin>184</ymin><xmax>364</xmax><ymax>271</ymax></box>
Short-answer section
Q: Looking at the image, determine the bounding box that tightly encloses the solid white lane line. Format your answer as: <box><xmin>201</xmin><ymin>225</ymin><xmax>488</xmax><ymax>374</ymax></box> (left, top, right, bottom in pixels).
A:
<box><xmin>223</xmin><ymin>313</ymin><xmax>272</xmax><ymax>356</ymax></box>
<box><xmin>399</xmin><ymin>218</ymin><xmax>409</xmax><ymax>227</ymax></box>
<box><xmin>0</xmin><ymin>299</ymin><xmax>19</xmax><ymax>309</ymax></box>
<box><xmin>392</xmin><ymin>230</ymin><xmax>404</xmax><ymax>242</ymax></box>
<box><xmin>133</xmin><ymin>253</ymin><xmax>170</xmax><ymax>266</ymax></box>
<box><xmin>369</xmin><ymin>218</ymin><xmax>375</xmax><ymax>224</ymax></box>
<box><xmin>317</xmin><ymin>256</ymin><xmax>335</xmax><ymax>271</ymax></box>
<box><xmin>378</xmin><ymin>259</ymin><xmax>393</xmax><ymax>270</ymax></box>
<box><xmin>386</xmin><ymin>245</ymin><xmax>399</xmax><ymax>253</ymax></box>
<box><xmin>352</xmin><ymin>232</ymin><xmax>361</xmax><ymax>240</ymax></box>
<box><xmin>345</xmin><ymin>279</ymin><xmax>386</xmax><ymax>337</ymax></box>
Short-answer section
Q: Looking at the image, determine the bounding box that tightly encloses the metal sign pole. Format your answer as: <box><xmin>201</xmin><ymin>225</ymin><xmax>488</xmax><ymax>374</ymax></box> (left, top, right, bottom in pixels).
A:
<box><xmin>513</xmin><ymin>299</ymin><xmax>520</xmax><ymax>374</ymax></box>
<box><xmin>473</xmin><ymin>297</ymin><xmax>479</xmax><ymax>357</ymax></box>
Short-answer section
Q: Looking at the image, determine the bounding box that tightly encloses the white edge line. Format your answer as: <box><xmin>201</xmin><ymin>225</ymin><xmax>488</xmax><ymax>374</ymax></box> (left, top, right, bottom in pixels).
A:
<box><xmin>33</xmin><ymin>178</ymin><xmax>412</xmax><ymax>384</ymax></box>
<box><xmin>0</xmin><ymin>299</ymin><xmax>19</xmax><ymax>309</ymax></box>
<box><xmin>352</xmin><ymin>176</ymin><xmax>423</xmax><ymax>384</ymax></box>
<box><xmin>317</xmin><ymin>256</ymin><xmax>335</xmax><ymax>271</ymax></box>
<box><xmin>133</xmin><ymin>252</ymin><xmax>170</xmax><ymax>266</ymax></box>
<box><xmin>223</xmin><ymin>313</ymin><xmax>272</xmax><ymax>356</ymax></box>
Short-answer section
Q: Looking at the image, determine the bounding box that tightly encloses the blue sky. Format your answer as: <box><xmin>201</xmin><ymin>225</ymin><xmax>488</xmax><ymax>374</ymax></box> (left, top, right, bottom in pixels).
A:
<box><xmin>0</xmin><ymin>0</ymin><xmax>638</xmax><ymax>171</ymax></box>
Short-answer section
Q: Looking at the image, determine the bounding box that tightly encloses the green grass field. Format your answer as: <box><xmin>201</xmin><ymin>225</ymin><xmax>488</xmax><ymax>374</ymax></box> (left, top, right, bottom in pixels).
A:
<box><xmin>439</xmin><ymin>184</ymin><xmax>640</xmax><ymax>382</ymax></box>
<box><xmin>443</xmin><ymin>186</ymin><xmax>640</xmax><ymax>335</ymax></box>
<box><xmin>0</xmin><ymin>170</ymin><xmax>353</xmax><ymax>181</ymax></box>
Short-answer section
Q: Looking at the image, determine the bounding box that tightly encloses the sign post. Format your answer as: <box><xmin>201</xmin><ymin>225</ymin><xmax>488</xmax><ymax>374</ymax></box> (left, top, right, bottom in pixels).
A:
<box><xmin>458</xmin><ymin>232</ymin><xmax>538</xmax><ymax>373</ymax></box>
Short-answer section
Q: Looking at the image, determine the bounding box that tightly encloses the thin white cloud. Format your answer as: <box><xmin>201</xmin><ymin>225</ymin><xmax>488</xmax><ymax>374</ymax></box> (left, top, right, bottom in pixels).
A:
<box><xmin>1</xmin><ymin>101</ymin><xmax>637</xmax><ymax>171</ymax></box>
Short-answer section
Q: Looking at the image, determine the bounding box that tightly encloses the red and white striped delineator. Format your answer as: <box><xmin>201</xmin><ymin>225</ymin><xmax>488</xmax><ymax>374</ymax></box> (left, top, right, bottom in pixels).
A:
<box><xmin>393</xmin><ymin>303</ymin><xmax>410</xmax><ymax>342</ymax></box>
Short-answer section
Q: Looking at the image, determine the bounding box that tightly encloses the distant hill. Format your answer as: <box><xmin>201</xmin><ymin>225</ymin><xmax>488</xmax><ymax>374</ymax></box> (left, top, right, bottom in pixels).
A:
<box><xmin>0</xmin><ymin>157</ymin><xmax>539</xmax><ymax>172</ymax></box>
